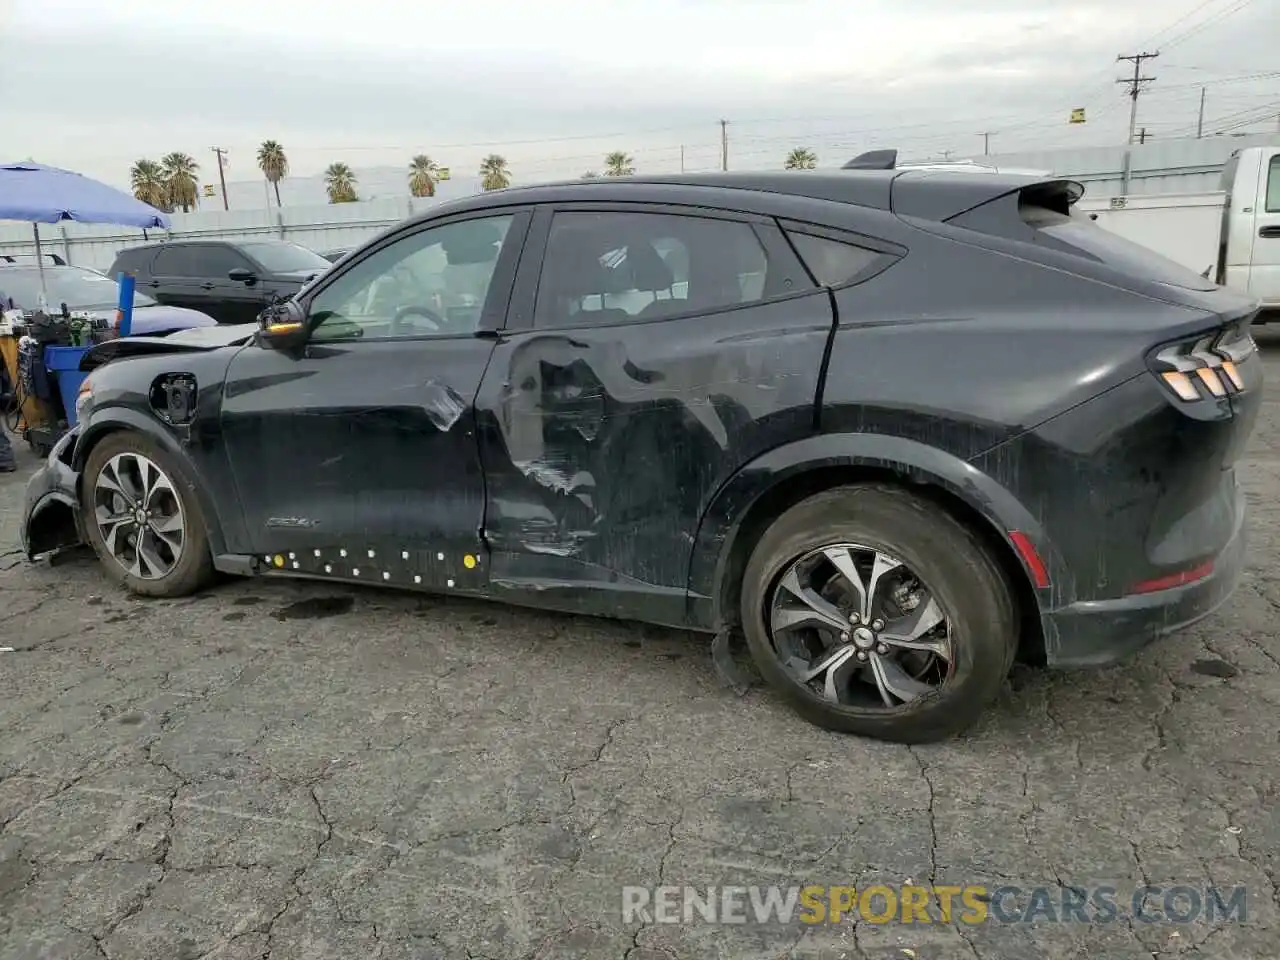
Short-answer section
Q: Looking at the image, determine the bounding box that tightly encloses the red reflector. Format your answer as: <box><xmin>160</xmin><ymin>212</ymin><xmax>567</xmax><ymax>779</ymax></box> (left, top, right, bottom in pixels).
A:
<box><xmin>1129</xmin><ymin>560</ymin><xmax>1215</xmax><ymax>596</ymax></box>
<box><xmin>1009</xmin><ymin>531</ymin><xmax>1050</xmax><ymax>588</ymax></box>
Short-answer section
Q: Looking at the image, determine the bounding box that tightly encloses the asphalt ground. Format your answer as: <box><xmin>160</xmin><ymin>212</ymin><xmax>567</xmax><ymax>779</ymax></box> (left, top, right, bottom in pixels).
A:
<box><xmin>1</xmin><ymin>336</ymin><xmax>1279</xmax><ymax>960</ymax></box>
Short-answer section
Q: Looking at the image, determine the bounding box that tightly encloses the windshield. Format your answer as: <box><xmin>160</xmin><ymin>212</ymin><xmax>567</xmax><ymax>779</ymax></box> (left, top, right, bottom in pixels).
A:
<box><xmin>0</xmin><ymin>266</ymin><xmax>158</xmax><ymax>310</ymax></box>
<box><xmin>239</xmin><ymin>241</ymin><xmax>331</xmax><ymax>273</ymax></box>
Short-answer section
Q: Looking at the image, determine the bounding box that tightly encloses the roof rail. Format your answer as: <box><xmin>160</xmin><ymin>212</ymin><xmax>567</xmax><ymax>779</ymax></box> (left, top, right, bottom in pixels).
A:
<box><xmin>841</xmin><ymin>149</ymin><xmax>898</xmax><ymax>170</ymax></box>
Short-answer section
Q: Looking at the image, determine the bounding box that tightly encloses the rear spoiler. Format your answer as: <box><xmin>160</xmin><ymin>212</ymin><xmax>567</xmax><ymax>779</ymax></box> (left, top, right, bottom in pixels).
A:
<box><xmin>842</xmin><ymin>150</ymin><xmax>898</xmax><ymax>170</ymax></box>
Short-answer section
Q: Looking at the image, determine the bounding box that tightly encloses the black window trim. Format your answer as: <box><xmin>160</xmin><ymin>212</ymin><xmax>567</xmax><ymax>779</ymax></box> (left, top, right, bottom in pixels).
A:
<box><xmin>506</xmin><ymin>200</ymin><xmax>821</xmax><ymax>334</ymax></box>
<box><xmin>775</xmin><ymin>218</ymin><xmax>907</xmax><ymax>291</ymax></box>
<box><xmin>295</xmin><ymin>205</ymin><xmax>535</xmax><ymax>344</ymax></box>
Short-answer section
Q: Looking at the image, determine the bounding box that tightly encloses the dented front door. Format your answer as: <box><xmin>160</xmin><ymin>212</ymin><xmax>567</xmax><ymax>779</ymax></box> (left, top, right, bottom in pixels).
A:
<box><xmin>218</xmin><ymin>210</ymin><xmax>531</xmax><ymax>589</ymax></box>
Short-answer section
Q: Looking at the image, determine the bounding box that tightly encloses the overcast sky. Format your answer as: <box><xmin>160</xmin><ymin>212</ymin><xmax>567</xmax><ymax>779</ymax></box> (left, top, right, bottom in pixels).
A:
<box><xmin>2</xmin><ymin>0</ymin><xmax>1277</xmax><ymax>189</ymax></box>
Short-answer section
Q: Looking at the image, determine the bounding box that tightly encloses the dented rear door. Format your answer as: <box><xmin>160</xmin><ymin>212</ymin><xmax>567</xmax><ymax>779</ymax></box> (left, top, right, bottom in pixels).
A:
<box><xmin>474</xmin><ymin>202</ymin><xmax>831</xmax><ymax>626</ymax></box>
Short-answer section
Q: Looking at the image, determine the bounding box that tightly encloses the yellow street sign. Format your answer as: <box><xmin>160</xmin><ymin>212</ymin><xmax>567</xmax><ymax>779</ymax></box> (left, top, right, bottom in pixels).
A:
<box><xmin>1069</xmin><ymin>108</ymin><xmax>1086</xmax><ymax>124</ymax></box>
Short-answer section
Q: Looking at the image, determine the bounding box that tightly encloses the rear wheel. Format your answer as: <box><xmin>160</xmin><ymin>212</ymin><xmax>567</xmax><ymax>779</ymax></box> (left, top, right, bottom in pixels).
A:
<box><xmin>81</xmin><ymin>432</ymin><xmax>214</xmax><ymax>598</ymax></box>
<box><xmin>741</xmin><ymin>484</ymin><xmax>1018</xmax><ymax>743</ymax></box>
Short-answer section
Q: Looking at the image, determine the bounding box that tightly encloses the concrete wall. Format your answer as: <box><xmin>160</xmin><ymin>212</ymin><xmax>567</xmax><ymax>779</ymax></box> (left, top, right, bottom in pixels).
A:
<box><xmin>3</xmin><ymin>134</ymin><xmax>1277</xmax><ymax>270</ymax></box>
<box><xmin>0</xmin><ymin>195</ymin><xmax>450</xmax><ymax>273</ymax></box>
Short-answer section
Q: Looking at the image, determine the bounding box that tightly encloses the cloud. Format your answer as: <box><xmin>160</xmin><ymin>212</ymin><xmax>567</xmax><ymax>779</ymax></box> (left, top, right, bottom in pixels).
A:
<box><xmin>2</xmin><ymin>0</ymin><xmax>1275</xmax><ymax>187</ymax></box>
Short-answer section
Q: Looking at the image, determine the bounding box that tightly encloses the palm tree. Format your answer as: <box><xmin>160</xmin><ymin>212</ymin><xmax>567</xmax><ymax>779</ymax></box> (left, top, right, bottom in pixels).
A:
<box><xmin>408</xmin><ymin>154</ymin><xmax>441</xmax><ymax>197</ymax></box>
<box><xmin>324</xmin><ymin>162</ymin><xmax>359</xmax><ymax>203</ymax></box>
<box><xmin>784</xmin><ymin>147</ymin><xmax>818</xmax><ymax>170</ymax></box>
<box><xmin>604</xmin><ymin>151</ymin><xmax>634</xmax><ymax>177</ymax></box>
<box><xmin>581</xmin><ymin>171</ymin><xmax>600</xmax><ymax>179</ymax></box>
<box><xmin>257</xmin><ymin>140</ymin><xmax>289</xmax><ymax>207</ymax></box>
<box><xmin>479</xmin><ymin>154</ymin><xmax>511</xmax><ymax>191</ymax></box>
<box><xmin>130</xmin><ymin>159</ymin><xmax>170</xmax><ymax>211</ymax></box>
<box><xmin>160</xmin><ymin>152</ymin><xmax>199</xmax><ymax>212</ymax></box>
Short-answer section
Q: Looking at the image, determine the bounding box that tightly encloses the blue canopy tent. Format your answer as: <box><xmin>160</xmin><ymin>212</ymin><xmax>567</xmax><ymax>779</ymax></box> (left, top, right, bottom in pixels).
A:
<box><xmin>0</xmin><ymin>161</ymin><xmax>170</xmax><ymax>306</ymax></box>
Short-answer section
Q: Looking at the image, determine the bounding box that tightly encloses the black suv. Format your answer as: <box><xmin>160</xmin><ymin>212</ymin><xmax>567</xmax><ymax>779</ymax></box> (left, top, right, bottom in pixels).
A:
<box><xmin>107</xmin><ymin>239</ymin><xmax>332</xmax><ymax>325</ymax></box>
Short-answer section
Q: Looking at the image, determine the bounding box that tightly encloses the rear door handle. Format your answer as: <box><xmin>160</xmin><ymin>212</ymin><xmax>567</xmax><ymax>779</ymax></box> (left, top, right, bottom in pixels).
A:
<box><xmin>1260</xmin><ymin>226</ymin><xmax>1280</xmax><ymax>239</ymax></box>
<box><xmin>200</xmin><ymin>282</ymin><xmax>216</xmax><ymax>290</ymax></box>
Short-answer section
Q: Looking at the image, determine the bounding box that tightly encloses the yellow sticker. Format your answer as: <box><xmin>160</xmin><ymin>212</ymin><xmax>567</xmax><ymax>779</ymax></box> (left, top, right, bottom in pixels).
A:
<box><xmin>463</xmin><ymin>554</ymin><xmax>477</xmax><ymax>569</ymax></box>
<box><xmin>273</xmin><ymin>554</ymin><xmax>285</xmax><ymax>568</ymax></box>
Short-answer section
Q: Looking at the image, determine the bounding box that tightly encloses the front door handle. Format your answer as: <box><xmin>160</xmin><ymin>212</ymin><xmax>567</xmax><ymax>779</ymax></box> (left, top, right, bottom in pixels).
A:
<box><xmin>200</xmin><ymin>282</ymin><xmax>216</xmax><ymax>290</ymax></box>
<box><xmin>1260</xmin><ymin>225</ymin><xmax>1280</xmax><ymax>239</ymax></box>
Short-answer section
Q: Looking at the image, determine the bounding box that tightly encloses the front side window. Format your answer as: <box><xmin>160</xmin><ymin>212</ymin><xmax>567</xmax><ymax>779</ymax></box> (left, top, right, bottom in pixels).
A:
<box><xmin>308</xmin><ymin>215</ymin><xmax>513</xmax><ymax>340</ymax></box>
<box><xmin>1266</xmin><ymin>155</ymin><xmax>1280</xmax><ymax>213</ymax></box>
<box><xmin>239</xmin><ymin>241</ymin><xmax>332</xmax><ymax>273</ymax></box>
<box><xmin>533</xmin><ymin>212</ymin><xmax>770</xmax><ymax>329</ymax></box>
<box><xmin>194</xmin><ymin>246</ymin><xmax>255</xmax><ymax>278</ymax></box>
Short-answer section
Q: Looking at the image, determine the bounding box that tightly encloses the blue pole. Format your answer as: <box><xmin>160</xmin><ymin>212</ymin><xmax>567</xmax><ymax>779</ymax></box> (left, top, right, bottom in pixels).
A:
<box><xmin>116</xmin><ymin>272</ymin><xmax>135</xmax><ymax>337</ymax></box>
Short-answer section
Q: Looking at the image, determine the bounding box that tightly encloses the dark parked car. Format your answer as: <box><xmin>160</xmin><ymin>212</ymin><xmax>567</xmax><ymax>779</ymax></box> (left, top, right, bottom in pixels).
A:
<box><xmin>0</xmin><ymin>264</ymin><xmax>216</xmax><ymax>336</ymax></box>
<box><xmin>107</xmin><ymin>238</ymin><xmax>332</xmax><ymax>325</ymax></box>
<box><xmin>21</xmin><ymin>164</ymin><xmax>1262</xmax><ymax>743</ymax></box>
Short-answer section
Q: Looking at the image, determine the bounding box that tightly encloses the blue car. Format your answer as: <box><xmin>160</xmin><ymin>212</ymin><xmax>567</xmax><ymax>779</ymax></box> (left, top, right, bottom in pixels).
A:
<box><xmin>0</xmin><ymin>264</ymin><xmax>216</xmax><ymax>336</ymax></box>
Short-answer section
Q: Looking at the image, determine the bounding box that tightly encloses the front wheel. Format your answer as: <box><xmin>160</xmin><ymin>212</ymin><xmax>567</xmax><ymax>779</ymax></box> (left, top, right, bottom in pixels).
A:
<box><xmin>81</xmin><ymin>432</ymin><xmax>214</xmax><ymax>597</ymax></box>
<box><xmin>741</xmin><ymin>484</ymin><xmax>1018</xmax><ymax>744</ymax></box>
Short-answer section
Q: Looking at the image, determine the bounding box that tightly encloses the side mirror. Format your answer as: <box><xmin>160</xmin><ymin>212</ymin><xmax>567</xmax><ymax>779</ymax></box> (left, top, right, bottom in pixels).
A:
<box><xmin>229</xmin><ymin>267</ymin><xmax>258</xmax><ymax>286</ymax></box>
<box><xmin>256</xmin><ymin>299</ymin><xmax>308</xmax><ymax>350</ymax></box>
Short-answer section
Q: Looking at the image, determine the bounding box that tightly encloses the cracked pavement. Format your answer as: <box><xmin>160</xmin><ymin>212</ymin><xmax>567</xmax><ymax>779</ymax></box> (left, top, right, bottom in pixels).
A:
<box><xmin>2</xmin><ymin>338</ymin><xmax>1279</xmax><ymax>960</ymax></box>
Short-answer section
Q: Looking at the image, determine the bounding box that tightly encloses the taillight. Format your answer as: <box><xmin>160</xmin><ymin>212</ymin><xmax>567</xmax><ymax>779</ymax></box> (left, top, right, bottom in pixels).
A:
<box><xmin>1152</xmin><ymin>328</ymin><xmax>1255</xmax><ymax>402</ymax></box>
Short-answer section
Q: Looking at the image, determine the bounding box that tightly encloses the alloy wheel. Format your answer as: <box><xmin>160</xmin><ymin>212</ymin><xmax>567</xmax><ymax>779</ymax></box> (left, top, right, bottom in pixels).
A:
<box><xmin>92</xmin><ymin>452</ymin><xmax>185</xmax><ymax>579</ymax></box>
<box><xmin>766</xmin><ymin>542</ymin><xmax>954</xmax><ymax>708</ymax></box>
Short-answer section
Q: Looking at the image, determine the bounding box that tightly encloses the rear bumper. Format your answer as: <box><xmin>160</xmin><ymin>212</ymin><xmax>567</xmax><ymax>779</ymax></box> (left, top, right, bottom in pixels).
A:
<box><xmin>1041</xmin><ymin>485</ymin><xmax>1247</xmax><ymax>667</ymax></box>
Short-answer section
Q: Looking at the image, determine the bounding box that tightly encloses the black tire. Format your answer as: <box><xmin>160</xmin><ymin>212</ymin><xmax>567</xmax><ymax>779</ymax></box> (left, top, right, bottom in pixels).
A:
<box><xmin>81</xmin><ymin>431</ymin><xmax>215</xmax><ymax>598</ymax></box>
<box><xmin>740</xmin><ymin>483</ymin><xmax>1017</xmax><ymax>744</ymax></box>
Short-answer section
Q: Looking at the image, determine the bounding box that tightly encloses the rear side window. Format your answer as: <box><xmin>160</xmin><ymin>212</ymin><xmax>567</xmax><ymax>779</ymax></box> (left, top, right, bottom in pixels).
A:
<box><xmin>785</xmin><ymin>232</ymin><xmax>883</xmax><ymax>286</ymax></box>
<box><xmin>534</xmin><ymin>211</ymin><xmax>775</xmax><ymax>329</ymax></box>
<box><xmin>1266</xmin><ymin>155</ymin><xmax>1280</xmax><ymax>213</ymax></box>
<box><xmin>110</xmin><ymin>246</ymin><xmax>154</xmax><ymax>277</ymax></box>
<box><xmin>152</xmin><ymin>245</ymin><xmax>201</xmax><ymax>277</ymax></box>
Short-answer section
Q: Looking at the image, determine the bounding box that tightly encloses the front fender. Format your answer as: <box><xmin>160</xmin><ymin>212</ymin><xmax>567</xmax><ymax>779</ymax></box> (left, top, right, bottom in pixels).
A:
<box><xmin>73</xmin><ymin>406</ymin><xmax>234</xmax><ymax>558</ymax></box>
<box><xmin>686</xmin><ymin>432</ymin><xmax>1056</xmax><ymax>627</ymax></box>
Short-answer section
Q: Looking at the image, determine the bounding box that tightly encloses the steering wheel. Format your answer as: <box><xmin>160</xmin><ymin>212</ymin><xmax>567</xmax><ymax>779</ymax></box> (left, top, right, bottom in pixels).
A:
<box><xmin>390</xmin><ymin>304</ymin><xmax>447</xmax><ymax>336</ymax></box>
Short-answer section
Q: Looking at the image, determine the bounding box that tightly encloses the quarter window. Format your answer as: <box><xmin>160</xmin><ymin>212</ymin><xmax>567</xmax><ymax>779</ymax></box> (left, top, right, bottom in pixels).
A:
<box><xmin>533</xmin><ymin>212</ymin><xmax>771</xmax><ymax>329</ymax></box>
<box><xmin>785</xmin><ymin>232</ymin><xmax>884</xmax><ymax>287</ymax></box>
<box><xmin>1266</xmin><ymin>155</ymin><xmax>1280</xmax><ymax>213</ymax></box>
<box><xmin>308</xmin><ymin>215</ymin><xmax>514</xmax><ymax>341</ymax></box>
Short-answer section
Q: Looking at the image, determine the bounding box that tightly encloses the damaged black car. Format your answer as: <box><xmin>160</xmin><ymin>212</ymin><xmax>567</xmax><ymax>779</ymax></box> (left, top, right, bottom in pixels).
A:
<box><xmin>22</xmin><ymin>161</ymin><xmax>1263</xmax><ymax>743</ymax></box>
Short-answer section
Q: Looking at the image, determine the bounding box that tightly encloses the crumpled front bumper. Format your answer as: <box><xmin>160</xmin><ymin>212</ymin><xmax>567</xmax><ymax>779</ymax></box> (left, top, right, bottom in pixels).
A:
<box><xmin>21</xmin><ymin>426</ymin><xmax>84</xmax><ymax>559</ymax></box>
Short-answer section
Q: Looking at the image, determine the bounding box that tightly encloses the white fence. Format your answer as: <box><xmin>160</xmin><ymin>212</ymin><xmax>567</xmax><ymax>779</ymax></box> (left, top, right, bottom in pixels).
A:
<box><xmin>0</xmin><ymin>195</ymin><xmax>449</xmax><ymax>273</ymax></box>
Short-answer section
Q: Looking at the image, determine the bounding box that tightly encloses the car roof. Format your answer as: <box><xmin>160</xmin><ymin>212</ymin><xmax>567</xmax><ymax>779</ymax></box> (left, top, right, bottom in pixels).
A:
<box><xmin>411</xmin><ymin>167</ymin><xmax>1056</xmax><ymax>225</ymax></box>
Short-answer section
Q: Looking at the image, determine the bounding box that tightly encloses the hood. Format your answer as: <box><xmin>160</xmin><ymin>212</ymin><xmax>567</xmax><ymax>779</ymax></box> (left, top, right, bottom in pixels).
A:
<box><xmin>79</xmin><ymin>303</ymin><xmax>217</xmax><ymax>336</ymax></box>
<box><xmin>79</xmin><ymin>322</ymin><xmax>258</xmax><ymax>371</ymax></box>
<box><xmin>276</xmin><ymin>267</ymin><xmax>328</xmax><ymax>283</ymax></box>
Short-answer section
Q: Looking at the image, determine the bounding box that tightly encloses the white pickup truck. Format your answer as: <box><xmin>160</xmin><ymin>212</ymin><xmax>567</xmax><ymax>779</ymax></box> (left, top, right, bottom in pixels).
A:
<box><xmin>1067</xmin><ymin>146</ymin><xmax>1280</xmax><ymax>319</ymax></box>
<box><xmin>846</xmin><ymin>146</ymin><xmax>1280</xmax><ymax>319</ymax></box>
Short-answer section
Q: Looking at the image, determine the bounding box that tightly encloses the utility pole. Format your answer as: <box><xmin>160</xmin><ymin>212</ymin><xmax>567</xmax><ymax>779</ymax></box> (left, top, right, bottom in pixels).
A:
<box><xmin>979</xmin><ymin>132</ymin><xmax>992</xmax><ymax>156</ymax></box>
<box><xmin>680</xmin><ymin>145</ymin><xmax>685</xmax><ymax>173</ymax></box>
<box><xmin>1139</xmin><ymin>127</ymin><xmax>1148</xmax><ymax>145</ymax></box>
<box><xmin>211</xmin><ymin>147</ymin><xmax>230</xmax><ymax>210</ymax></box>
<box><xmin>1197</xmin><ymin>86</ymin><xmax>1207</xmax><ymax>139</ymax></box>
<box><xmin>1117</xmin><ymin>51</ymin><xmax>1159</xmax><ymax>145</ymax></box>
<box><xmin>719</xmin><ymin>120</ymin><xmax>729</xmax><ymax>172</ymax></box>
